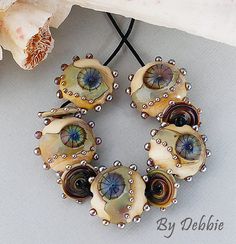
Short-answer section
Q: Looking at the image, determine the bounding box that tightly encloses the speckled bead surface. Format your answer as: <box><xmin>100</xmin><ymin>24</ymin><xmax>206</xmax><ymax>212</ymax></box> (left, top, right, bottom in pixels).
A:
<box><xmin>36</xmin><ymin>112</ymin><xmax>96</xmax><ymax>172</ymax></box>
<box><xmin>90</xmin><ymin>165</ymin><xmax>147</xmax><ymax>226</ymax></box>
<box><xmin>148</xmin><ymin>124</ymin><xmax>207</xmax><ymax>179</ymax></box>
<box><xmin>145</xmin><ymin>168</ymin><xmax>177</xmax><ymax>209</ymax></box>
<box><xmin>129</xmin><ymin>59</ymin><xmax>188</xmax><ymax>117</ymax></box>
<box><xmin>56</xmin><ymin>56</ymin><xmax>115</xmax><ymax>110</ymax></box>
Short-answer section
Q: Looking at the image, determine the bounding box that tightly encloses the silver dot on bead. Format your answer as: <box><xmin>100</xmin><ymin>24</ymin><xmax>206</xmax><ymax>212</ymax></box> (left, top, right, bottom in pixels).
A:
<box><xmin>95</xmin><ymin>105</ymin><xmax>102</xmax><ymax>112</ymax></box>
<box><xmin>112</xmin><ymin>70</ymin><xmax>119</xmax><ymax>77</ymax></box>
<box><xmin>143</xmin><ymin>204</ymin><xmax>151</xmax><ymax>211</ymax></box>
<box><xmin>130</xmin><ymin>101</ymin><xmax>137</xmax><ymax>108</ymax></box>
<box><xmin>147</xmin><ymin>158</ymin><xmax>154</xmax><ymax>167</ymax></box>
<box><xmin>106</xmin><ymin>94</ymin><xmax>113</xmax><ymax>101</ymax></box>
<box><xmin>117</xmin><ymin>223</ymin><xmax>125</xmax><ymax>229</ymax></box>
<box><xmin>167</xmin><ymin>146</ymin><xmax>173</xmax><ymax>152</ymax></box>
<box><xmin>129</xmin><ymin>189</ymin><xmax>134</xmax><ymax>195</ymax></box>
<box><xmin>80</xmin><ymin>160</ymin><xmax>87</xmax><ymax>166</ymax></box>
<box><xmin>95</xmin><ymin>137</ymin><xmax>102</xmax><ymax>145</ymax></box>
<box><xmin>162</xmin><ymin>141</ymin><xmax>167</xmax><ymax>147</ymax></box>
<box><xmin>155</xmin><ymin>56</ymin><xmax>162</xmax><ymax>62</ymax></box>
<box><xmin>102</xmin><ymin>220</ymin><xmax>110</xmax><ymax>226</ymax></box>
<box><xmin>128</xmin><ymin>74</ymin><xmax>134</xmax><ymax>81</ymax></box>
<box><xmin>185</xmin><ymin>176</ymin><xmax>192</xmax><ymax>182</ymax></box>
<box><xmin>150</xmin><ymin>129</ymin><xmax>158</xmax><ymax>137</ymax></box>
<box><xmin>180</xmin><ymin>68</ymin><xmax>187</xmax><ymax>76</ymax></box>
<box><xmin>128</xmin><ymin>179</ymin><xmax>134</xmax><ymax>184</ymax></box>
<box><xmin>62</xmin><ymin>154</ymin><xmax>67</xmax><ymax>159</ymax></box>
<box><xmin>88</xmin><ymin>121</ymin><xmax>95</xmax><ymax>128</ymax></box>
<box><xmin>89</xmin><ymin>208</ymin><xmax>97</xmax><ymax>216</ymax></box>
<box><xmin>61</xmin><ymin>193</ymin><xmax>67</xmax><ymax>199</ymax></box>
<box><xmin>168</xmin><ymin>59</ymin><xmax>176</xmax><ymax>65</ymax></box>
<box><xmin>141</xmin><ymin>112</ymin><xmax>149</xmax><ymax>119</ymax></box>
<box><xmin>206</xmin><ymin>149</ymin><xmax>212</xmax><ymax>157</ymax></box>
<box><xmin>129</xmin><ymin>164</ymin><xmax>137</xmax><ymax>171</ymax></box>
<box><xmin>156</xmin><ymin>139</ymin><xmax>161</xmax><ymax>144</ymax></box>
<box><xmin>113</xmin><ymin>83</ymin><xmax>119</xmax><ymax>89</ymax></box>
<box><xmin>44</xmin><ymin>118</ymin><xmax>51</xmax><ymax>126</ymax></box>
<box><xmin>174</xmin><ymin>183</ymin><xmax>180</xmax><ymax>188</ymax></box>
<box><xmin>133</xmin><ymin>216</ymin><xmax>141</xmax><ymax>223</ymax></box>
<box><xmin>65</xmin><ymin>164</ymin><xmax>72</xmax><ymax>170</ymax></box>
<box><xmin>113</xmin><ymin>160</ymin><xmax>122</xmax><ymax>167</ymax></box>
<box><xmin>42</xmin><ymin>163</ymin><xmax>50</xmax><ymax>170</ymax></box>
<box><xmin>125</xmin><ymin>87</ymin><xmax>131</xmax><ymax>95</ymax></box>
<box><xmin>163</xmin><ymin>93</ymin><xmax>169</xmax><ymax>98</ymax></box>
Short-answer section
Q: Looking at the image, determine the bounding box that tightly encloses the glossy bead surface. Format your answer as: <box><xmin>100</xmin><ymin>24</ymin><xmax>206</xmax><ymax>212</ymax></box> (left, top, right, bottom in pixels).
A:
<box><xmin>130</xmin><ymin>60</ymin><xmax>188</xmax><ymax>117</ymax></box>
<box><xmin>57</xmin><ymin>57</ymin><xmax>115</xmax><ymax>109</ymax></box>
<box><xmin>148</xmin><ymin>124</ymin><xmax>207</xmax><ymax>179</ymax></box>
<box><xmin>38</xmin><ymin>113</ymin><xmax>96</xmax><ymax>172</ymax></box>
<box><xmin>61</xmin><ymin>164</ymin><xmax>97</xmax><ymax>201</ymax></box>
<box><xmin>161</xmin><ymin>102</ymin><xmax>200</xmax><ymax>127</ymax></box>
<box><xmin>90</xmin><ymin>165</ymin><xmax>147</xmax><ymax>225</ymax></box>
<box><xmin>145</xmin><ymin>168</ymin><xmax>177</xmax><ymax>208</ymax></box>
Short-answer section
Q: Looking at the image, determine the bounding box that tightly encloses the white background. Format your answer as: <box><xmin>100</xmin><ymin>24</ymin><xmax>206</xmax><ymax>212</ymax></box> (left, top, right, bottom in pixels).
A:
<box><xmin>0</xmin><ymin>6</ymin><xmax>235</xmax><ymax>244</ymax></box>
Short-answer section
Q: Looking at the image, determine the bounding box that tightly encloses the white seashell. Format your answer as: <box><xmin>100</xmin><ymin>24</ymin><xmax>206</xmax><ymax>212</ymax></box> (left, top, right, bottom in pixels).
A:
<box><xmin>0</xmin><ymin>0</ymin><xmax>16</xmax><ymax>12</ymax></box>
<box><xmin>74</xmin><ymin>0</ymin><xmax>236</xmax><ymax>47</ymax></box>
<box><xmin>1</xmin><ymin>0</ymin><xmax>236</xmax><ymax>70</ymax></box>
<box><xmin>20</xmin><ymin>0</ymin><xmax>74</xmax><ymax>28</ymax></box>
<box><xmin>0</xmin><ymin>2</ymin><xmax>54</xmax><ymax>69</ymax></box>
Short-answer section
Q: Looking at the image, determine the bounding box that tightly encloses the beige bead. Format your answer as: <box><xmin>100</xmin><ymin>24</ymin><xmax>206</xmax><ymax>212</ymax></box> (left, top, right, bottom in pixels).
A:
<box><xmin>148</xmin><ymin>124</ymin><xmax>207</xmax><ymax>179</ymax></box>
<box><xmin>58</xmin><ymin>58</ymin><xmax>114</xmax><ymax>109</ymax></box>
<box><xmin>38</xmin><ymin>117</ymin><xmax>96</xmax><ymax>172</ymax></box>
<box><xmin>90</xmin><ymin>165</ymin><xmax>147</xmax><ymax>225</ymax></box>
<box><xmin>130</xmin><ymin>61</ymin><xmax>188</xmax><ymax>117</ymax></box>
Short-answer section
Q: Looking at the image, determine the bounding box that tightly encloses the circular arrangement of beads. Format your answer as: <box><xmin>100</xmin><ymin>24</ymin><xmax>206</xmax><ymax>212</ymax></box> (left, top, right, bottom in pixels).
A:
<box><xmin>34</xmin><ymin>54</ymin><xmax>211</xmax><ymax>228</ymax></box>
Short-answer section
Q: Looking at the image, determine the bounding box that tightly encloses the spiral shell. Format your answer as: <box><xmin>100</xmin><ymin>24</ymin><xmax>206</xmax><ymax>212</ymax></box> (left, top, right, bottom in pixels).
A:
<box><xmin>161</xmin><ymin>102</ymin><xmax>201</xmax><ymax>127</ymax></box>
<box><xmin>38</xmin><ymin>116</ymin><xmax>96</xmax><ymax>172</ymax></box>
<box><xmin>130</xmin><ymin>60</ymin><xmax>188</xmax><ymax>117</ymax></box>
<box><xmin>148</xmin><ymin>124</ymin><xmax>207</xmax><ymax>179</ymax></box>
<box><xmin>61</xmin><ymin>163</ymin><xmax>97</xmax><ymax>201</ymax></box>
<box><xmin>57</xmin><ymin>57</ymin><xmax>114</xmax><ymax>109</ymax></box>
<box><xmin>90</xmin><ymin>165</ymin><xmax>147</xmax><ymax>225</ymax></box>
<box><xmin>145</xmin><ymin>168</ymin><xmax>177</xmax><ymax>209</ymax></box>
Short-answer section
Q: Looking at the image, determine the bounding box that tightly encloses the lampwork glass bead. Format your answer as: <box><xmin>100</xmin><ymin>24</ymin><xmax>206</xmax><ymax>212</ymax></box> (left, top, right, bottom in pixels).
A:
<box><xmin>130</xmin><ymin>60</ymin><xmax>188</xmax><ymax>117</ymax></box>
<box><xmin>148</xmin><ymin>124</ymin><xmax>207</xmax><ymax>179</ymax></box>
<box><xmin>38</xmin><ymin>114</ymin><xmax>96</xmax><ymax>172</ymax></box>
<box><xmin>57</xmin><ymin>57</ymin><xmax>115</xmax><ymax>109</ymax></box>
<box><xmin>90</xmin><ymin>165</ymin><xmax>147</xmax><ymax>225</ymax></box>
<box><xmin>61</xmin><ymin>164</ymin><xmax>97</xmax><ymax>201</ymax></box>
<box><xmin>161</xmin><ymin>102</ymin><xmax>200</xmax><ymax>127</ymax></box>
<box><xmin>145</xmin><ymin>168</ymin><xmax>177</xmax><ymax>209</ymax></box>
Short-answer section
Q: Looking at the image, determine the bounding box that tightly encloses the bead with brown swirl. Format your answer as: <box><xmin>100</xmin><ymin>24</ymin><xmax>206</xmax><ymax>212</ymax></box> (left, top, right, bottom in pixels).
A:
<box><xmin>161</xmin><ymin>102</ymin><xmax>201</xmax><ymax>127</ymax></box>
<box><xmin>145</xmin><ymin>168</ymin><xmax>177</xmax><ymax>209</ymax></box>
<box><xmin>61</xmin><ymin>164</ymin><xmax>97</xmax><ymax>201</ymax></box>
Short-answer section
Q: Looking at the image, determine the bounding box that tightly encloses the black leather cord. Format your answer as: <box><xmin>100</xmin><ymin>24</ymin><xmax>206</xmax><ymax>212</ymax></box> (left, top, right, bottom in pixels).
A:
<box><xmin>105</xmin><ymin>13</ymin><xmax>145</xmax><ymax>67</ymax></box>
<box><xmin>103</xmin><ymin>18</ymin><xmax>135</xmax><ymax>66</ymax></box>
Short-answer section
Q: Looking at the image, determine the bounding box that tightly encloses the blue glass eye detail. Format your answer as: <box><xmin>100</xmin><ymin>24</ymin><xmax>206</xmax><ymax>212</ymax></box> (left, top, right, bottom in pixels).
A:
<box><xmin>60</xmin><ymin>125</ymin><xmax>86</xmax><ymax>148</ymax></box>
<box><xmin>143</xmin><ymin>64</ymin><xmax>173</xmax><ymax>89</ymax></box>
<box><xmin>176</xmin><ymin>134</ymin><xmax>201</xmax><ymax>160</ymax></box>
<box><xmin>99</xmin><ymin>173</ymin><xmax>125</xmax><ymax>200</ymax></box>
<box><xmin>77</xmin><ymin>68</ymin><xmax>102</xmax><ymax>90</ymax></box>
